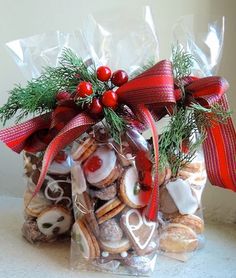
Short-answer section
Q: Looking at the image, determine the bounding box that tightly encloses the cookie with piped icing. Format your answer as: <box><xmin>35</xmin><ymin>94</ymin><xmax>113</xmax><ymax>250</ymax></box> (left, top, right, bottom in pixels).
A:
<box><xmin>120</xmin><ymin>208</ymin><xmax>158</xmax><ymax>256</ymax></box>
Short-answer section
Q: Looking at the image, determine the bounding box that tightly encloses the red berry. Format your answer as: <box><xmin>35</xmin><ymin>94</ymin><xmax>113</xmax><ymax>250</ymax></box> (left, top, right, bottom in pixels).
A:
<box><xmin>111</xmin><ymin>70</ymin><xmax>128</xmax><ymax>86</ymax></box>
<box><xmin>84</xmin><ymin>155</ymin><xmax>103</xmax><ymax>172</ymax></box>
<box><xmin>101</xmin><ymin>90</ymin><xmax>118</xmax><ymax>108</ymax></box>
<box><xmin>56</xmin><ymin>91</ymin><xmax>71</xmax><ymax>102</ymax></box>
<box><xmin>76</xmin><ymin>81</ymin><xmax>93</xmax><ymax>98</ymax></box>
<box><xmin>96</xmin><ymin>66</ymin><xmax>111</xmax><ymax>82</ymax></box>
<box><xmin>89</xmin><ymin>98</ymin><xmax>103</xmax><ymax>114</ymax></box>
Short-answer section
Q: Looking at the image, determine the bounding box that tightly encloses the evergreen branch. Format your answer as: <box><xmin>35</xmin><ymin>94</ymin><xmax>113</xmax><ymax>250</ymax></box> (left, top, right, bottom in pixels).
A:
<box><xmin>103</xmin><ymin>107</ymin><xmax>126</xmax><ymax>144</ymax></box>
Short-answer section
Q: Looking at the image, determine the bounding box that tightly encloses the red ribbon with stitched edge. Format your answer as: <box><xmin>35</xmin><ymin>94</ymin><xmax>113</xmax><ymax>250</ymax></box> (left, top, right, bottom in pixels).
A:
<box><xmin>0</xmin><ymin>60</ymin><xmax>235</xmax><ymax>221</ymax></box>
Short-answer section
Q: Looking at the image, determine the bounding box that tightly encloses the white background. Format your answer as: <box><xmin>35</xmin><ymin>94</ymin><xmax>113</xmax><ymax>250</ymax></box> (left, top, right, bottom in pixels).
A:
<box><xmin>0</xmin><ymin>0</ymin><xmax>235</xmax><ymax>222</ymax></box>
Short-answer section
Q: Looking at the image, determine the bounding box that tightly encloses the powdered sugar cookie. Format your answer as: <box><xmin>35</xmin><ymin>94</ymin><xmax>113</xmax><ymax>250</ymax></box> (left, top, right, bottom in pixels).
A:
<box><xmin>95</xmin><ymin>197</ymin><xmax>126</xmax><ymax>224</ymax></box>
<box><xmin>83</xmin><ymin>146</ymin><xmax>121</xmax><ymax>188</ymax></box>
<box><xmin>120</xmin><ymin>208</ymin><xmax>157</xmax><ymax>256</ymax></box>
<box><xmin>37</xmin><ymin>206</ymin><xmax>72</xmax><ymax>236</ymax></box>
<box><xmin>99</xmin><ymin>218</ymin><xmax>123</xmax><ymax>242</ymax></box>
<box><xmin>159</xmin><ymin>223</ymin><xmax>198</xmax><ymax>253</ymax></box>
<box><xmin>119</xmin><ymin>167</ymin><xmax>150</xmax><ymax>208</ymax></box>
<box><xmin>72</xmin><ymin>137</ymin><xmax>97</xmax><ymax>163</ymax></box>
<box><xmin>24</xmin><ymin>185</ymin><xmax>52</xmax><ymax>217</ymax></box>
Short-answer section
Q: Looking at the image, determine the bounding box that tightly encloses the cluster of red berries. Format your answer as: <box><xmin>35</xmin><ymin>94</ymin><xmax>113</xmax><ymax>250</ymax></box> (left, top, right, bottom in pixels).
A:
<box><xmin>75</xmin><ymin>66</ymin><xmax>128</xmax><ymax>114</ymax></box>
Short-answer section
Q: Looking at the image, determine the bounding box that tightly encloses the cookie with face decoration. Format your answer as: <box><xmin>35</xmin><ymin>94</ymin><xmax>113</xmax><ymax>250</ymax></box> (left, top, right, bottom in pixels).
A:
<box><xmin>36</xmin><ymin>206</ymin><xmax>72</xmax><ymax>236</ymax></box>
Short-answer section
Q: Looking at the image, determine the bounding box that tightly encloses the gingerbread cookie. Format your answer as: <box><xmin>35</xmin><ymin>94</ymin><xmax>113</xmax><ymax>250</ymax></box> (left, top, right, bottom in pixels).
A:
<box><xmin>24</xmin><ymin>184</ymin><xmax>52</xmax><ymax>217</ymax></box>
<box><xmin>159</xmin><ymin>185</ymin><xmax>179</xmax><ymax>217</ymax></box>
<box><xmin>72</xmin><ymin>137</ymin><xmax>97</xmax><ymax>163</ymax></box>
<box><xmin>120</xmin><ymin>208</ymin><xmax>157</xmax><ymax>256</ymax></box>
<box><xmin>36</xmin><ymin>206</ymin><xmax>72</xmax><ymax>236</ymax></box>
<box><xmin>95</xmin><ymin>197</ymin><xmax>126</xmax><ymax>224</ymax></box>
<box><xmin>99</xmin><ymin>218</ymin><xmax>123</xmax><ymax>242</ymax></box>
<box><xmin>72</xmin><ymin>219</ymin><xmax>100</xmax><ymax>260</ymax></box>
<box><xmin>119</xmin><ymin>167</ymin><xmax>149</xmax><ymax>208</ymax></box>
<box><xmin>159</xmin><ymin>223</ymin><xmax>198</xmax><ymax>253</ymax></box>
<box><xmin>89</xmin><ymin>183</ymin><xmax>117</xmax><ymax>201</ymax></box>
<box><xmin>170</xmin><ymin>214</ymin><xmax>204</xmax><ymax>234</ymax></box>
<box><xmin>83</xmin><ymin>146</ymin><xmax>121</xmax><ymax>188</ymax></box>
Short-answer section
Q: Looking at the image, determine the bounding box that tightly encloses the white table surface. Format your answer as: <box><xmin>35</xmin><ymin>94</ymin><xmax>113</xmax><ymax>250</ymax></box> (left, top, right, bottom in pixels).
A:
<box><xmin>0</xmin><ymin>196</ymin><xmax>236</xmax><ymax>278</ymax></box>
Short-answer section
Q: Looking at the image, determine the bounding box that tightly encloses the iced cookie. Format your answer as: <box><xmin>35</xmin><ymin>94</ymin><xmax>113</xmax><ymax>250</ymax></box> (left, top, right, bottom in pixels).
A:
<box><xmin>170</xmin><ymin>214</ymin><xmax>204</xmax><ymax>234</ymax></box>
<box><xmin>119</xmin><ymin>167</ymin><xmax>149</xmax><ymax>208</ymax></box>
<box><xmin>89</xmin><ymin>183</ymin><xmax>117</xmax><ymax>201</ymax></box>
<box><xmin>72</xmin><ymin>137</ymin><xmax>97</xmax><ymax>163</ymax></box>
<box><xmin>37</xmin><ymin>206</ymin><xmax>72</xmax><ymax>236</ymax></box>
<box><xmin>99</xmin><ymin>218</ymin><xmax>123</xmax><ymax>242</ymax></box>
<box><xmin>72</xmin><ymin>219</ymin><xmax>100</xmax><ymax>260</ymax></box>
<box><xmin>24</xmin><ymin>185</ymin><xmax>52</xmax><ymax>217</ymax></box>
<box><xmin>159</xmin><ymin>223</ymin><xmax>198</xmax><ymax>253</ymax></box>
<box><xmin>47</xmin><ymin>152</ymin><xmax>71</xmax><ymax>175</ymax></box>
<box><xmin>99</xmin><ymin>237</ymin><xmax>131</xmax><ymax>254</ymax></box>
<box><xmin>166</xmin><ymin>178</ymin><xmax>198</xmax><ymax>215</ymax></box>
<box><xmin>120</xmin><ymin>208</ymin><xmax>157</xmax><ymax>256</ymax></box>
<box><xmin>95</xmin><ymin>197</ymin><xmax>126</xmax><ymax>224</ymax></box>
<box><xmin>83</xmin><ymin>146</ymin><xmax>121</xmax><ymax>188</ymax></box>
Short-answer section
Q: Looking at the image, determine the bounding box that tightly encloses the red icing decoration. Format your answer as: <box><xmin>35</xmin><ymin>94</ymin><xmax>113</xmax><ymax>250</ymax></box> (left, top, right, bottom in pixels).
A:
<box><xmin>85</xmin><ymin>155</ymin><xmax>103</xmax><ymax>172</ymax></box>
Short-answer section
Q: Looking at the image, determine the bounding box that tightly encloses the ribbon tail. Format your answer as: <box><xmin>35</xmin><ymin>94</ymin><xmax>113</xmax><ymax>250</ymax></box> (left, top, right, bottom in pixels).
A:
<box><xmin>28</xmin><ymin>113</ymin><xmax>95</xmax><ymax>203</ymax></box>
<box><xmin>203</xmin><ymin>95</ymin><xmax>236</xmax><ymax>191</ymax></box>
<box><xmin>135</xmin><ymin>104</ymin><xmax>159</xmax><ymax>221</ymax></box>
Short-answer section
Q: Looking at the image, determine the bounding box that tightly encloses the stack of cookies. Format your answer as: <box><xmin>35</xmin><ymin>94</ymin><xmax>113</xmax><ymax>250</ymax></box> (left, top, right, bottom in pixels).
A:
<box><xmin>71</xmin><ymin>128</ymin><xmax>158</xmax><ymax>275</ymax></box>
<box><xmin>22</xmin><ymin>150</ymin><xmax>73</xmax><ymax>243</ymax></box>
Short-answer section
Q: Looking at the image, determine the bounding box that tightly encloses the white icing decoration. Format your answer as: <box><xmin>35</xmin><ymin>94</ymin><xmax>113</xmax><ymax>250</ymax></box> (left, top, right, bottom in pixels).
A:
<box><xmin>124</xmin><ymin>167</ymin><xmax>147</xmax><ymax>206</ymax></box>
<box><xmin>37</xmin><ymin>207</ymin><xmax>71</xmax><ymax>236</ymax></box>
<box><xmin>102</xmin><ymin>251</ymin><xmax>109</xmax><ymax>257</ymax></box>
<box><xmin>120</xmin><ymin>251</ymin><xmax>128</xmax><ymax>258</ymax></box>
<box><xmin>166</xmin><ymin>178</ymin><xmax>198</xmax><ymax>214</ymax></box>
<box><xmin>84</xmin><ymin>146</ymin><xmax>116</xmax><ymax>184</ymax></box>
<box><xmin>124</xmin><ymin>209</ymin><xmax>156</xmax><ymax>250</ymax></box>
<box><xmin>149</xmin><ymin>241</ymin><xmax>157</xmax><ymax>248</ymax></box>
<box><xmin>47</xmin><ymin>156</ymin><xmax>71</xmax><ymax>175</ymax></box>
<box><xmin>44</xmin><ymin>176</ymin><xmax>72</xmax><ymax>208</ymax></box>
<box><xmin>73</xmin><ymin>223</ymin><xmax>90</xmax><ymax>259</ymax></box>
<box><xmin>71</xmin><ymin>164</ymin><xmax>87</xmax><ymax>194</ymax></box>
<box><xmin>32</xmin><ymin>164</ymin><xmax>37</xmax><ymax>170</ymax></box>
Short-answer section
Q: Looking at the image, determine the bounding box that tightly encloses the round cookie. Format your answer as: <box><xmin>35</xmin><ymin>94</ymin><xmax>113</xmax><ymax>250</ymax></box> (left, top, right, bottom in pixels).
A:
<box><xmin>159</xmin><ymin>223</ymin><xmax>198</xmax><ymax>253</ymax></box>
<box><xmin>95</xmin><ymin>197</ymin><xmax>126</xmax><ymax>224</ymax></box>
<box><xmin>37</xmin><ymin>206</ymin><xmax>72</xmax><ymax>236</ymax></box>
<box><xmin>83</xmin><ymin>146</ymin><xmax>121</xmax><ymax>188</ymax></box>
<box><xmin>72</xmin><ymin>219</ymin><xmax>97</xmax><ymax>260</ymax></box>
<box><xmin>72</xmin><ymin>137</ymin><xmax>97</xmax><ymax>163</ymax></box>
<box><xmin>119</xmin><ymin>167</ymin><xmax>150</xmax><ymax>208</ymax></box>
<box><xmin>159</xmin><ymin>185</ymin><xmax>179</xmax><ymax>216</ymax></box>
<box><xmin>170</xmin><ymin>214</ymin><xmax>204</xmax><ymax>234</ymax></box>
<box><xmin>24</xmin><ymin>185</ymin><xmax>52</xmax><ymax>217</ymax></box>
<box><xmin>99</xmin><ymin>218</ymin><xmax>123</xmax><ymax>242</ymax></box>
<box><xmin>47</xmin><ymin>155</ymin><xmax>71</xmax><ymax>175</ymax></box>
<box><xmin>99</xmin><ymin>237</ymin><xmax>131</xmax><ymax>254</ymax></box>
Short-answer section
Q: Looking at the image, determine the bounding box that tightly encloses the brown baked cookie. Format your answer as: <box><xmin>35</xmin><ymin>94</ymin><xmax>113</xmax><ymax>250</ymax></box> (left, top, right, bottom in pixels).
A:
<box><xmin>72</xmin><ymin>137</ymin><xmax>97</xmax><ymax>163</ymax></box>
<box><xmin>120</xmin><ymin>208</ymin><xmax>157</xmax><ymax>256</ymax></box>
<box><xmin>95</xmin><ymin>197</ymin><xmax>126</xmax><ymax>224</ymax></box>
<box><xmin>170</xmin><ymin>214</ymin><xmax>204</xmax><ymax>234</ymax></box>
<box><xmin>89</xmin><ymin>183</ymin><xmax>117</xmax><ymax>201</ymax></box>
<box><xmin>99</xmin><ymin>218</ymin><xmax>123</xmax><ymax>242</ymax></box>
<box><xmin>159</xmin><ymin>223</ymin><xmax>198</xmax><ymax>253</ymax></box>
<box><xmin>119</xmin><ymin>167</ymin><xmax>149</xmax><ymax>209</ymax></box>
<box><xmin>83</xmin><ymin>146</ymin><xmax>122</xmax><ymax>188</ymax></box>
<box><xmin>159</xmin><ymin>185</ymin><xmax>179</xmax><ymax>217</ymax></box>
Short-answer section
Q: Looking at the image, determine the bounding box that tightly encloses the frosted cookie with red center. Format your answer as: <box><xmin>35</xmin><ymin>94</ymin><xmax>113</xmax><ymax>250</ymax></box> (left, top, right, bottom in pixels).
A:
<box><xmin>83</xmin><ymin>146</ymin><xmax>121</xmax><ymax>188</ymax></box>
<box><xmin>72</xmin><ymin>219</ymin><xmax>98</xmax><ymax>260</ymax></box>
<box><xmin>119</xmin><ymin>167</ymin><xmax>150</xmax><ymax>208</ymax></box>
<box><xmin>36</xmin><ymin>206</ymin><xmax>72</xmax><ymax>236</ymax></box>
<box><xmin>47</xmin><ymin>154</ymin><xmax>71</xmax><ymax>175</ymax></box>
<box><xmin>120</xmin><ymin>208</ymin><xmax>158</xmax><ymax>256</ymax></box>
<box><xmin>72</xmin><ymin>137</ymin><xmax>97</xmax><ymax>163</ymax></box>
<box><xmin>24</xmin><ymin>185</ymin><xmax>52</xmax><ymax>217</ymax></box>
<box><xmin>159</xmin><ymin>223</ymin><xmax>198</xmax><ymax>253</ymax></box>
<box><xmin>95</xmin><ymin>197</ymin><xmax>126</xmax><ymax>224</ymax></box>
<box><xmin>99</xmin><ymin>237</ymin><xmax>131</xmax><ymax>254</ymax></box>
<box><xmin>166</xmin><ymin>178</ymin><xmax>198</xmax><ymax>215</ymax></box>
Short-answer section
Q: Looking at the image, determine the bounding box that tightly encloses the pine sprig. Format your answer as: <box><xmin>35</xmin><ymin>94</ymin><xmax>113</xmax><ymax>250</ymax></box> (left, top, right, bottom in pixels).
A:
<box><xmin>103</xmin><ymin>107</ymin><xmax>126</xmax><ymax>144</ymax></box>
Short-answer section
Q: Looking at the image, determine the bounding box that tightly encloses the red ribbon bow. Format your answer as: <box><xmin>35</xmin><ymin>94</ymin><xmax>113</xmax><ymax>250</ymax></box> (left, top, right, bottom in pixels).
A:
<box><xmin>0</xmin><ymin>60</ymin><xmax>235</xmax><ymax>221</ymax></box>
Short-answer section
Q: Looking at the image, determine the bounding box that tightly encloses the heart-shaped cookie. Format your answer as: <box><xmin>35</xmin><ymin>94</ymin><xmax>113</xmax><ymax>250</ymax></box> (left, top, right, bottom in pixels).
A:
<box><xmin>120</xmin><ymin>208</ymin><xmax>157</xmax><ymax>255</ymax></box>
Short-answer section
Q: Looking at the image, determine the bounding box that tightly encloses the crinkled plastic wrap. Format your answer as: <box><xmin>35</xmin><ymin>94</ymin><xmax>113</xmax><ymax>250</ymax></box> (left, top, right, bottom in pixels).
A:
<box><xmin>157</xmin><ymin>15</ymin><xmax>225</xmax><ymax>261</ymax></box>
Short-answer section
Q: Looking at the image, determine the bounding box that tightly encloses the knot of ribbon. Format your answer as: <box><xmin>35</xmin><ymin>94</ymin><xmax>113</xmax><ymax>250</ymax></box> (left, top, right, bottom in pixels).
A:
<box><xmin>0</xmin><ymin>59</ymin><xmax>235</xmax><ymax>221</ymax></box>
